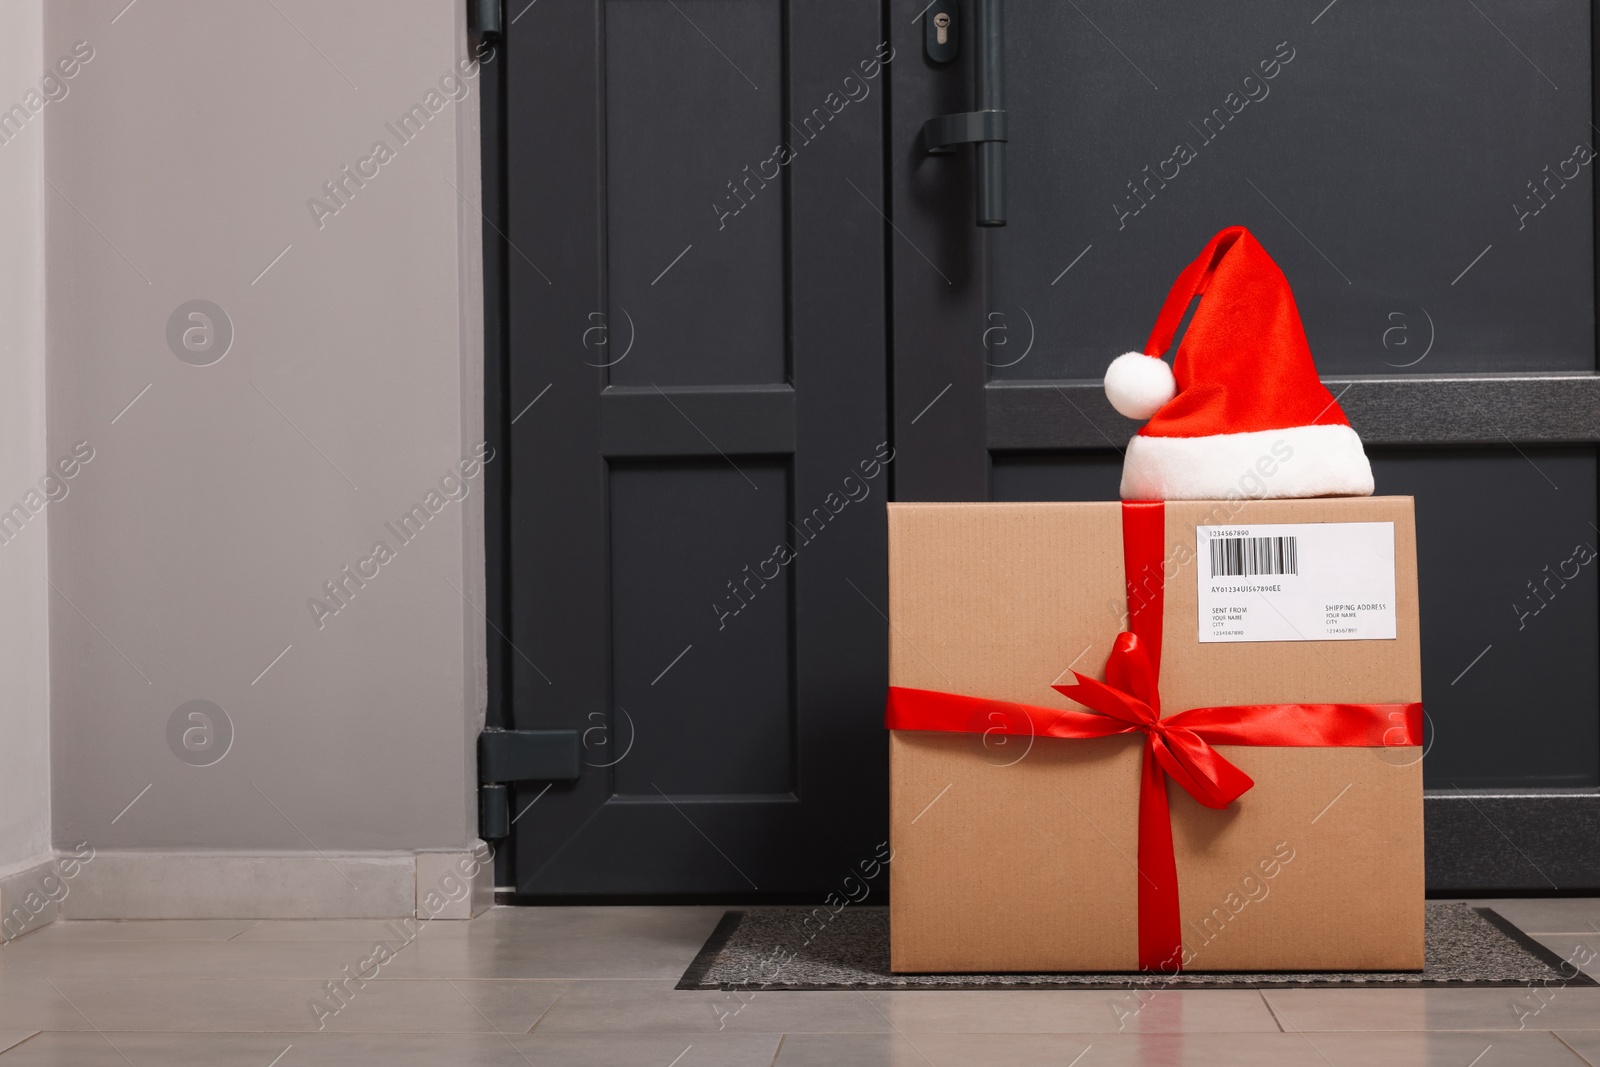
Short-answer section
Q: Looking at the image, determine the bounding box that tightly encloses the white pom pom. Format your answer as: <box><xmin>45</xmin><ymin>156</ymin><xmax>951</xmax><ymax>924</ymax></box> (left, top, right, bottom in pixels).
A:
<box><xmin>1104</xmin><ymin>352</ymin><xmax>1176</xmax><ymax>420</ymax></box>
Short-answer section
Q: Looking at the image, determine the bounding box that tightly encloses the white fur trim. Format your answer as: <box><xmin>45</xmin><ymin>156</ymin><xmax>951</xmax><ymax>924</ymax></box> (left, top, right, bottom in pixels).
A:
<box><xmin>1120</xmin><ymin>423</ymin><xmax>1374</xmax><ymax>501</ymax></box>
<box><xmin>1104</xmin><ymin>352</ymin><xmax>1176</xmax><ymax>420</ymax></box>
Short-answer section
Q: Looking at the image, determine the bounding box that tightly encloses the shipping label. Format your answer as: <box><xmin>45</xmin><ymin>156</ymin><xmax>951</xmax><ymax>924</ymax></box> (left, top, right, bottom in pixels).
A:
<box><xmin>1195</xmin><ymin>522</ymin><xmax>1396</xmax><ymax>643</ymax></box>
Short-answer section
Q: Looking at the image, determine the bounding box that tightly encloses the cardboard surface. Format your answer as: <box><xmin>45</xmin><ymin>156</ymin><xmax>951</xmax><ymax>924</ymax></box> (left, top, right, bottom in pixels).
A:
<box><xmin>887</xmin><ymin>498</ymin><xmax>1424</xmax><ymax>973</ymax></box>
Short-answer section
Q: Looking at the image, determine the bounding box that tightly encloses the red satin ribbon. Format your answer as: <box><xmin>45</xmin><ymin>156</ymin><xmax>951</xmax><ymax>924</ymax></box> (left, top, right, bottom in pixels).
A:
<box><xmin>885</xmin><ymin>500</ymin><xmax>1423</xmax><ymax>973</ymax></box>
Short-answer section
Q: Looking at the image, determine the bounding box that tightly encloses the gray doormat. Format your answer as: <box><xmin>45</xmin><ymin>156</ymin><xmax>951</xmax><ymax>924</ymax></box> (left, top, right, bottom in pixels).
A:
<box><xmin>678</xmin><ymin>904</ymin><xmax>1597</xmax><ymax>990</ymax></box>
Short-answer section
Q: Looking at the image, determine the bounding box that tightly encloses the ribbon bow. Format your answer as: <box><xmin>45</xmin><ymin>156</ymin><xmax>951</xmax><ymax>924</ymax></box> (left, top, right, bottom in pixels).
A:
<box><xmin>1054</xmin><ymin>631</ymin><xmax>1254</xmax><ymax>811</ymax></box>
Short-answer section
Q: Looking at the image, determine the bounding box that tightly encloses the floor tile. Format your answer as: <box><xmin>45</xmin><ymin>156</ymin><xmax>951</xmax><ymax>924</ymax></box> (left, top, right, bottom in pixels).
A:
<box><xmin>0</xmin><ymin>1032</ymin><xmax>541</xmax><ymax>1066</ymax></box>
<box><xmin>771</xmin><ymin>1032</ymin><xmax>949</xmax><ymax>1066</ymax></box>
<box><xmin>861</xmin><ymin>988</ymin><xmax>1281</xmax><ymax>1033</ymax></box>
<box><xmin>282</xmin><ymin>1033</ymin><xmax>573</xmax><ymax>1066</ymax></box>
<box><xmin>0</xmin><ymin>938</ymin><xmax>396</xmax><ymax>980</ymax></box>
<box><xmin>0</xmin><ymin>1031</ymin><xmax>784</xmax><ymax>1067</ymax></box>
<box><xmin>330</xmin><ymin>979</ymin><xmax>567</xmax><ymax>1036</ymax></box>
<box><xmin>1480</xmin><ymin>900</ymin><xmax>1600</xmax><ymax>937</ymax></box>
<box><xmin>532</xmin><ymin>979</ymin><xmax>894</xmax><ymax>1034</ymax></box>
<box><xmin>453</xmin><ymin>904</ymin><xmax>724</xmax><ymax>942</ymax></box>
<box><xmin>1254</xmin><ymin>1032</ymin><xmax>1587</xmax><ymax>1067</ymax></box>
<box><xmin>1265</xmin><ymin>987</ymin><xmax>1600</xmax><ymax>1032</ymax></box>
<box><xmin>511</xmin><ymin>1032</ymin><xmax>783</xmax><ymax>1066</ymax></box>
<box><xmin>1559</xmin><ymin>1031</ymin><xmax>1600</xmax><ymax>1066</ymax></box>
<box><xmin>10</xmin><ymin>920</ymin><xmax>255</xmax><ymax>942</ymax></box>
<box><xmin>24</xmin><ymin>977</ymin><xmax>567</xmax><ymax>1033</ymax></box>
<box><xmin>775</xmin><ymin>1031</ymin><xmax>1590</xmax><ymax>1066</ymax></box>
<box><xmin>380</xmin><ymin>906</ymin><xmax>726</xmax><ymax>980</ymax></box>
<box><xmin>0</xmin><ymin>1032</ymin><xmax>292</xmax><ymax>1066</ymax></box>
<box><xmin>229</xmin><ymin>918</ymin><xmax>463</xmax><ymax>942</ymax></box>
<box><xmin>0</xmin><ymin>980</ymin><xmax>93</xmax><ymax>1032</ymax></box>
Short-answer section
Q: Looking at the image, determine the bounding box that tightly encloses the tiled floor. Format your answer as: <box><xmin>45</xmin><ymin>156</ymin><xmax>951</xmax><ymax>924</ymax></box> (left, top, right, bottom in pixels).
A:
<box><xmin>0</xmin><ymin>900</ymin><xmax>1595</xmax><ymax>1065</ymax></box>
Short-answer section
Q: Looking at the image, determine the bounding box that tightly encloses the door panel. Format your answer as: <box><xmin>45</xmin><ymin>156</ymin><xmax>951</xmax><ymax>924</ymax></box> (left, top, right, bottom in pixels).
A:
<box><xmin>501</xmin><ymin>0</ymin><xmax>889</xmax><ymax>897</ymax></box>
<box><xmin>608</xmin><ymin>459</ymin><xmax>795</xmax><ymax>797</ymax></box>
<box><xmin>605</xmin><ymin>0</ymin><xmax>788</xmax><ymax>387</ymax></box>
<box><xmin>989</xmin><ymin>0</ymin><xmax>1593</xmax><ymax>382</ymax></box>
<box><xmin>1379</xmin><ymin>447</ymin><xmax>1599</xmax><ymax>790</ymax></box>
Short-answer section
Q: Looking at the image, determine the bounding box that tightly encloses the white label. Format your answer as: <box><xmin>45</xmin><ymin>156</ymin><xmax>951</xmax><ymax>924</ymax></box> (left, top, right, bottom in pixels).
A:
<box><xmin>1196</xmin><ymin>522</ymin><xmax>1396</xmax><ymax>643</ymax></box>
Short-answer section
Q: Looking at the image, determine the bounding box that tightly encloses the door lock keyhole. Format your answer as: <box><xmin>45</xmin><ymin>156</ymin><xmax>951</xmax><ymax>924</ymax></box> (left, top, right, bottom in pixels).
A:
<box><xmin>924</xmin><ymin>0</ymin><xmax>957</xmax><ymax>63</ymax></box>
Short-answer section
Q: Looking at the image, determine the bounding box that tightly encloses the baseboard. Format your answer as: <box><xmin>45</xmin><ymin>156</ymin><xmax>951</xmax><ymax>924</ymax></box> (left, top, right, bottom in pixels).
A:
<box><xmin>39</xmin><ymin>844</ymin><xmax>496</xmax><ymax>922</ymax></box>
<box><xmin>416</xmin><ymin>843</ymin><xmax>495</xmax><ymax>920</ymax></box>
<box><xmin>0</xmin><ymin>853</ymin><xmax>65</xmax><ymax>942</ymax></box>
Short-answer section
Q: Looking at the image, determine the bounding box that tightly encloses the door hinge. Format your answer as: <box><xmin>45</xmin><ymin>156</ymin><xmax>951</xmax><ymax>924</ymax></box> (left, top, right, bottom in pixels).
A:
<box><xmin>470</xmin><ymin>0</ymin><xmax>503</xmax><ymax>40</ymax></box>
<box><xmin>477</xmin><ymin>727</ymin><xmax>580</xmax><ymax>839</ymax></box>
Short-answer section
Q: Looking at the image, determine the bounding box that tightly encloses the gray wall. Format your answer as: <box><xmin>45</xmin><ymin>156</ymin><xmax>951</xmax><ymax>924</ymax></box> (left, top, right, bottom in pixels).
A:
<box><xmin>0</xmin><ymin>0</ymin><xmax>53</xmax><ymax>875</ymax></box>
<box><xmin>44</xmin><ymin>0</ymin><xmax>485</xmax><ymax>860</ymax></box>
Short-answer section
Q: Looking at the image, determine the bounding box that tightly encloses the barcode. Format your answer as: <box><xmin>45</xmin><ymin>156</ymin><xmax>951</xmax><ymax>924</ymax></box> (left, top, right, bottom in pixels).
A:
<box><xmin>1210</xmin><ymin>535</ymin><xmax>1298</xmax><ymax>577</ymax></box>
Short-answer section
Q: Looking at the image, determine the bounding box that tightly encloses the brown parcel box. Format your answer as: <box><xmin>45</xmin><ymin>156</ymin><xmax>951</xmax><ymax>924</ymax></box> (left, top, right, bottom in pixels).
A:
<box><xmin>887</xmin><ymin>497</ymin><xmax>1424</xmax><ymax>973</ymax></box>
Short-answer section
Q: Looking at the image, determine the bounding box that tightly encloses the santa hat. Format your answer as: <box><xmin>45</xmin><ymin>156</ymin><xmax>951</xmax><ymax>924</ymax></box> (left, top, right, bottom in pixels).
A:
<box><xmin>1104</xmin><ymin>226</ymin><xmax>1373</xmax><ymax>501</ymax></box>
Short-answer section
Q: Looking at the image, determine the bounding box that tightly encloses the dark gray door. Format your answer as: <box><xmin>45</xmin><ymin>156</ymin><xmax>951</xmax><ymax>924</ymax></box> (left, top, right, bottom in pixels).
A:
<box><xmin>890</xmin><ymin>0</ymin><xmax>1600</xmax><ymax>890</ymax></box>
<box><xmin>492</xmin><ymin>0</ymin><xmax>890</xmax><ymax>896</ymax></box>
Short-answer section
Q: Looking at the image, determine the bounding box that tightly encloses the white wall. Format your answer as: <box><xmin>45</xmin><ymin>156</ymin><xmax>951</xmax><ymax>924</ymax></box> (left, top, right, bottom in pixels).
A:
<box><xmin>40</xmin><ymin>0</ymin><xmax>486</xmax><ymax>915</ymax></box>
<box><xmin>0</xmin><ymin>0</ymin><xmax>54</xmax><ymax>878</ymax></box>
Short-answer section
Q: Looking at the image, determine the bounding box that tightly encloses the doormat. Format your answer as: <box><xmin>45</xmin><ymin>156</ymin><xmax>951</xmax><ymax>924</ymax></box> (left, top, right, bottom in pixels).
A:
<box><xmin>677</xmin><ymin>904</ymin><xmax>1596</xmax><ymax>990</ymax></box>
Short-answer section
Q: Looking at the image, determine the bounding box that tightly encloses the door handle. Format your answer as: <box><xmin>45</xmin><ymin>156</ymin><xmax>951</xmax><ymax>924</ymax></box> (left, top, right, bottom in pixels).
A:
<box><xmin>921</xmin><ymin>0</ymin><xmax>1007</xmax><ymax>227</ymax></box>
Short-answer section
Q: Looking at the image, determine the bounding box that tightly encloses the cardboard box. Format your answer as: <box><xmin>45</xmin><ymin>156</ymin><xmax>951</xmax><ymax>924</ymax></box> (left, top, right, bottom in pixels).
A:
<box><xmin>887</xmin><ymin>497</ymin><xmax>1424</xmax><ymax>973</ymax></box>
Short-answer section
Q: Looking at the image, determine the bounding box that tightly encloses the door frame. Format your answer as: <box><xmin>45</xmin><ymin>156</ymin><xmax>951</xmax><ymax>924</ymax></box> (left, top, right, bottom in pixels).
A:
<box><xmin>478</xmin><ymin>6</ymin><xmax>513</xmax><ymax>889</ymax></box>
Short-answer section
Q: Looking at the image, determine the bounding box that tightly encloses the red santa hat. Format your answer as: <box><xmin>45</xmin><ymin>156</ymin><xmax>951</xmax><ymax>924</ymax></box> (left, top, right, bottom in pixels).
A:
<box><xmin>1104</xmin><ymin>225</ymin><xmax>1373</xmax><ymax>501</ymax></box>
